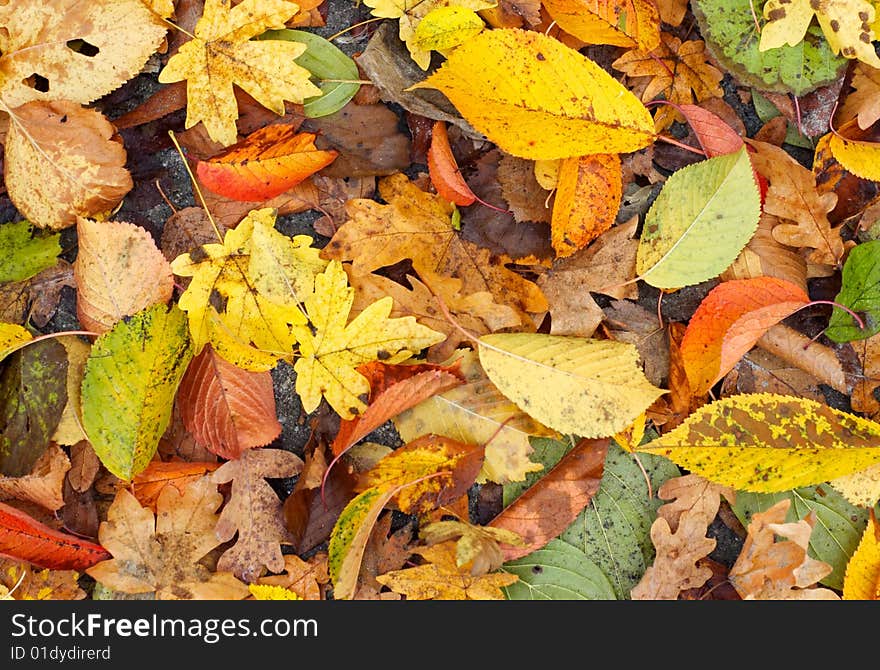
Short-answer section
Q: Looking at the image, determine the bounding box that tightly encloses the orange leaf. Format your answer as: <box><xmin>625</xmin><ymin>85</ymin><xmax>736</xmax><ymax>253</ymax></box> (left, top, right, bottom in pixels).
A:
<box><xmin>176</xmin><ymin>345</ymin><xmax>282</xmax><ymax>459</ymax></box>
<box><xmin>0</xmin><ymin>502</ymin><xmax>110</xmax><ymax>571</ymax></box>
<box><xmin>489</xmin><ymin>438</ymin><xmax>608</xmax><ymax>561</ymax></box>
<box><xmin>675</xmin><ymin>103</ymin><xmax>744</xmax><ymax>156</ymax></box>
<box><xmin>551</xmin><ymin>153</ymin><xmax>622</xmax><ymax>257</ymax></box>
<box><xmin>130</xmin><ymin>460</ymin><xmax>222</xmax><ymax>512</ymax></box>
<box><xmin>427</xmin><ymin>120</ymin><xmax>476</xmax><ymax>206</ymax></box>
<box><xmin>331</xmin><ymin>361</ymin><xmax>465</xmax><ymax>457</ymax></box>
<box><xmin>680</xmin><ymin>277</ymin><xmax>810</xmax><ymax>395</ymax></box>
<box><xmin>196</xmin><ymin>124</ymin><xmax>338</xmax><ymax>202</ymax></box>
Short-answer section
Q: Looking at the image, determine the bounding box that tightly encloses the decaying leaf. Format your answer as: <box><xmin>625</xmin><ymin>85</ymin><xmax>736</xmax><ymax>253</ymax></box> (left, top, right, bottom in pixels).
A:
<box><xmin>420</xmin><ymin>519</ymin><xmax>524</xmax><ymax>575</ymax></box>
<box><xmin>0</xmin><ymin>444</ymin><xmax>70</xmax><ymax>512</ymax></box>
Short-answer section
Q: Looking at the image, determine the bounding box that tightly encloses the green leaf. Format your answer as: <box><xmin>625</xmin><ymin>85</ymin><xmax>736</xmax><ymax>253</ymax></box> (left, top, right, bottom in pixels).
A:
<box><xmin>81</xmin><ymin>304</ymin><xmax>193</xmax><ymax>481</ymax></box>
<box><xmin>0</xmin><ymin>221</ymin><xmax>61</xmax><ymax>283</ymax></box>
<box><xmin>502</xmin><ymin>539</ymin><xmax>617</xmax><ymax>600</ymax></box>
<box><xmin>825</xmin><ymin>240</ymin><xmax>880</xmax><ymax>342</ymax></box>
<box><xmin>261</xmin><ymin>29</ymin><xmax>361</xmax><ymax>118</ymax></box>
<box><xmin>0</xmin><ymin>339</ymin><xmax>68</xmax><ymax>476</ymax></box>
<box><xmin>692</xmin><ymin>0</ymin><xmax>847</xmax><ymax>97</ymax></box>
<box><xmin>731</xmin><ymin>485</ymin><xmax>869</xmax><ymax>590</ymax></box>
<box><xmin>636</xmin><ymin>146</ymin><xmax>761</xmax><ymax>289</ymax></box>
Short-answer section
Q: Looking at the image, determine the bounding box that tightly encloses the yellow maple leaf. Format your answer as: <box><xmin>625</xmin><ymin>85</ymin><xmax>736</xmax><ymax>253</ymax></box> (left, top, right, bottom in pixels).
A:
<box><xmin>170</xmin><ymin>208</ymin><xmax>320</xmax><ymax>371</ymax></box>
<box><xmin>375</xmin><ymin>541</ymin><xmax>518</xmax><ymax>599</ymax></box>
<box><xmin>157</xmin><ymin>0</ymin><xmax>321</xmax><ymax>146</ymax></box>
<box><xmin>364</xmin><ymin>0</ymin><xmax>497</xmax><ymax>69</ymax></box>
<box><xmin>759</xmin><ymin>0</ymin><xmax>880</xmax><ymax>69</ymax></box>
<box><xmin>292</xmin><ymin>260</ymin><xmax>445</xmax><ymax>419</ymax></box>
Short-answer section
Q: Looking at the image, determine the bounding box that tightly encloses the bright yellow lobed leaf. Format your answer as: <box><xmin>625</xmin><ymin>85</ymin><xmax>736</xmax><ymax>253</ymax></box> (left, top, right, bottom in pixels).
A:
<box><xmin>292</xmin><ymin>260</ymin><xmax>445</xmax><ymax>419</ymax></box>
<box><xmin>157</xmin><ymin>0</ymin><xmax>321</xmax><ymax>146</ymax></box>
<box><xmin>478</xmin><ymin>333</ymin><xmax>666</xmax><ymax>438</ymax></box>
<box><xmin>410</xmin><ymin>28</ymin><xmax>656</xmax><ymax>159</ymax></box>
<box><xmin>638</xmin><ymin>393</ymin><xmax>880</xmax><ymax>492</ymax></box>
<box><xmin>842</xmin><ymin>515</ymin><xmax>880</xmax><ymax>600</ymax></box>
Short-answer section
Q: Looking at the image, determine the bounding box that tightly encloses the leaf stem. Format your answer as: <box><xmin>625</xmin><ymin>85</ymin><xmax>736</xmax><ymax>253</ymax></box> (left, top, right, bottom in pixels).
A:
<box><xmin>654</xmin><ymin>133</ymin><xmax>707</xmax><ymax>156</ymax></box>
<box><xmin>326</xmin><ymin>16</ymin><xmax>385</xmax><ymax>42</ymax></box>
<box><xmin>797</xmin><ymin>299</ymin><xmax>866</xmax><ymax>331</ymax></box>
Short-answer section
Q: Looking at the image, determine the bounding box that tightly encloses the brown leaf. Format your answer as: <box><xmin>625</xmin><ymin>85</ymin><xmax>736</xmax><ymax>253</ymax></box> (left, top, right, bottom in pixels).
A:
<box><xmin>19</xmin><ymin>261</ymin><xmax>75</xmax><ymax>328</ymax></box>
<box><xmin>655</xmin><ymin>474</ymin><xmax>736</xmax><ymax>532</ymax></box>
<box><xmin>719</xmin><ymin>348</ymin><xmax>826</xmax><ymax>403</ymax></box>
<box><xmin>720</xmin><ymin>212</ymin><xmax>808</xmax><ymax>293</ymax></box>
<box><xmin>839</xmin><ymin>62</ymin><xmax>880</xmax><ymax>130</ymax></box>
<box><xmin>4</xmin><ymin>102</ymin><xmax>132</xmax><ymax>230</ymax></box>
<box><xmin>757</xmin><ymin>324</ymin><xmax>848</xmax><ymax>394</ymax></box>
<box><xmin>199</xmin><ymin>177</ymin><xmax>319</xmax><ymax>231</ymax></box>
<box><xmin>311</xmin><ymin>174</ymin><xmax>377</xmax><ymax>238</ymax></box>
<box><xmin>160</xmin><ymin>207</ymin><xmax>228</xmax><ymax>267</ymax></box>
<box><xmin>851</xmin><ymin>333</ymin><xmax>880</xmax><ymax>418</ymax></box>
<box><xmin>177</xmin><ymin>345</ymin><xmax>282</xmax><ymax>459</ymax></box>
<box><xmin>729</xmin><ymin>499</ymin><xmax>839</xmax><ymax>600</ymax></box>
<box><xmin>0</xmin><ymin>558</ymin><xmax>85</xmax><ymax>600</ymax></box>
<box><xmin>211</xmin><ymin>448</ymin><xmax>304</xmax><ymax>583</ymax></box>
<box><xmin>61</xmin><ymin>477</ymin><xmax>99</xmax><ymax>543</ymax></box>
<box><xmin>67</xmin><ymin>441</ymin><xmax>101</xmax><ymax>493</ymax></box>
<box><xmin>352</xmin><ymin>514</ymin><xmax>414</xmax><ymax>600</ymax></box>
<box><xmin>0</xmin><ymin>444</ymin><xmax>70</xmax><ymax>511</ymax></box>
<box><xmin>489</xmin><ymin>438</ymin><xmax>608</xmax><ymax>561</ymax></box>
<box><xmin>603</xmin><ymin>299</ymin><xmax>669</xmax><ymax>387</ymax></box>
<box><xmin>256</xmin><ymin>553</ymin><xmax>330</xmax><ymax>600</ymax></box>
<box><xmin>496</xmin><ymin>154</ymin><xmax>552</xmax><ymax>224</ymax></box>
<box><xmin>111</xmin><ymin>81</ymin><xmax>188</xmax><ymax>130</ymax></box>
<box><xmin>130</xmin><ymin>460</ymin><xmax>222</xmax><ymax>512</ymax></box>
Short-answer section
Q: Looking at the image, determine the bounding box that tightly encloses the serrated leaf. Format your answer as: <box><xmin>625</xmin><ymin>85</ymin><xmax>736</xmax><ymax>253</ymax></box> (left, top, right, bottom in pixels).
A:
<box><xmin>411</xmin><ymin>6</ymin><xmax>485</xmax><ymax>52</ymax></box>
<box><xmin>731</xmin><ymin>485</ymin><xmax>869</xmax><ymax>590</ymax></box>
<box><xmin>638</xmin><ymin>393</ymin><xmax>880</xmax><ymax>492</ymax></box>
<box><xmin>81</xmin><ymin>304</ymin><xmax>194</xmax><ymax>481</ymax></box>
<box><xmin>0</xmin><ymin>222</ymin><xmax>60</xmax><ymax>283</ymax></box>
<box><xmin>410</xmin><ymin>27</ymin><xmax>656</xmax><ymax>159</ymax></box>
<box><xmin>828</xmin><ymin>134</ymin><xmax>880</xmax><ymax>183</ymax></box>
<box><xmin>478</xmin><ymin>333</ymin><xmax>666</xmax><ymax>438</ymax></box>
<box><xmin>501</xmin><ymin>539</ymin><xmax>617</xmax><ymax>600</ymax></box>
<box><xmin>842</xmin><ymin>515</ymin><xmax>880</xmax><ymax>599</ymax></box>
<box><xmin>541</xmin><ymin>0</ymin><xmax>660</xmax><ymax>50</ymax></box>
<box><xmin>825</xmin><ymin>240</ymin><xmax>880</xmax><ymax>343</ymax></box>
<box><xmin>636</xmin><ymin>147</ymin><xmax>761</xmax><ymax>289</ymax></box>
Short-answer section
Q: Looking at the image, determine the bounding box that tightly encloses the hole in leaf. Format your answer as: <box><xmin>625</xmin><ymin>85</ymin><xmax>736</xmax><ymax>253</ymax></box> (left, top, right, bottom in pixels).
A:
<box><xmin>531</xmin><ymin>565</ymin><xmax>543</xmax><ymax>575</ymax></box>
<box><xmin>23</xmin><ymin>74</ymin><xmax>49</xmax><ymax>92</ymax></box>
<box><xmin>66</xmin><ymin>39</ymin><xmax>100</xmax><ymax>57</ymax></box>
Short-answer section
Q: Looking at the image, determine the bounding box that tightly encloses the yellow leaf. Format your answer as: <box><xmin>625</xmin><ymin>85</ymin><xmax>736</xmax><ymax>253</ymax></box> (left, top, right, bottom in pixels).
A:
<box><xmin>292</xmin><ymin>260</ymin><xmax>445</xmax><ymax>419</ymax></box>
<box><xmin>843</xmin><ymin>515</ymin><xmax>880</xmax><ymax>600</ymax></box>
<box><xmin>830</xmin><ymin>464</ymin><xmax>880</xmax><ymax>507</ymax></box>
<box><xmin>375</xmin><ymin>541</ymin><xmax>518</xmax><ymax>599</ymax></box>
<box><xmin>827</xmin><ymin>133</ymin><xmax>880</xmax><ymax>182</ymax></box>
<box><xmin>638</xmin><ymin>393</ymin><xmax>880</xmax><ymax>492</ymax></box>
<box><xmin>478</xmin><ymin>333</ymin><xmax>666</xmax><ymax>438</ymax></box>
<box><xmin>411</xmin><ymin>6</ymin><xmax>486</xmax><ymax>53</ymax></box>
<box><xmin>541</xmin><ymin>0</ymin><xmax>661</xmax><ymax>51</ymax></box>
<box><xmin>248</xmin><ymin>583</ymin><xmax>301</xmax><ymax>600</ymax></box>
<box><xmin>613</xmin><ymin>412</ymin><xmax>646</xmax><ymax>453</ymax></box>
<box><xmin>170</xmin><ymin>208</ymin><xmax>312</xmax><ymax>371</ymax></box>
<box><xmin>0</xmin><ymin>324</ymin><xmax>33</xmax><ymax>364</ymax></box>
<box><xmin>410</xmin><ymin>28</ymin><xmax>656</xmax><ymax>159</ymax></box>
<box><xmin>157</xmin><ymin>0</ymin><xmax>321</xmax><ymax>146</ymax></box>
<box><xmin>534</xmin><ymin>159</ymin><xmax>560</xmax><ymax>190</ymax></box>
<box><xmin>759</xmin><ymin>0</ymin><xmax>880</xmax><ymax>69</ymax></box>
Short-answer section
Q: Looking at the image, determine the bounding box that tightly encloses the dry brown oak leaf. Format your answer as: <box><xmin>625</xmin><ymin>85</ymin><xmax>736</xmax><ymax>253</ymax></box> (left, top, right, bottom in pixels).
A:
<box><xmin>86</xmin><ymin>476</ymin><xmax>249</xmax><ymax>600</ymax></box>
<box><xmin>322</xmin><ymin>173</ymin><xmax>548</xmax><ymax>324</ymax></box>
<box><xmin>211</xmin><ymin>447</ymin><xmax>303</xmax><ymax>583</ymax></box>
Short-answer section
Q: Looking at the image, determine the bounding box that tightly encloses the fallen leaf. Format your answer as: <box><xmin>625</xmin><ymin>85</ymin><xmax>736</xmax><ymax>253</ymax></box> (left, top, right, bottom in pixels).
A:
<box><xmin>353</xmin><ymin>514</ymin><xmax>412</xmax><ymax>599</ymax></box>
<box><xmin>825</xmin><ymin>239</ymin><xmax>880</xmax><ymax>342</ymax></box>
<box><xmin>257</xmin><ymin>553</ymin><xmax>330</xmax><ymax>600</ymax></box>
<box><xmin>0</xmin><ymin>221</ymin><xmax>61</xmax><ymax>284</ymax></box>
<box><xmin>496</xmin><ymin>154</ymin><xmax>552</xmax><ymax>224</ymax></box>
<box><xmin>428</xmin><ymin>120</ymin><xmax>476</xmax><ymax>206</ymax></box>
<box><xmin>420</xmin><ymin>519</ymin><xmax>523</xmax><ymax>575</ymax></box>
<box><xmin>0</xmin><ymin>559</ymin><xmax>85</xmax><ymax>600</ymax></box>
<box><xmin>130</xmin><ymin>460</ymin><xmax>222</xmax><ymax>512</ymax></box>
<box><xmin>541</xmin><ymin>0</ymin><xmax>660</xmax><ymax>50</ymax></box>
<box><xmin>842</xmin><ymin>513</ymin><xmax>880</xmax><ymax>600</ymax></box>
<box><xmin>720</xmin><ymin>213</ymin><xmax>808</xmax><ymax>293</ymax></box>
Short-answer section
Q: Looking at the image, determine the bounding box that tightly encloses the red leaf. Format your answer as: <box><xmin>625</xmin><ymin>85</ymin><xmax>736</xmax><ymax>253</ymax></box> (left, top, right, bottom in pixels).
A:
<box><xmin>177</xmin><ymin>345</ymin><xmax>282</xmax><ymax>459</ymax></box>
<box><xmin>196</xmin><ymin>124</ymin><xmax>338</xmax><ymax>201</ymax></box>
<box><xmin>427</xmin><ymin>120</ymin><xmax>476</xmax><ymax>206</ymax></box>
<box><xmin>0</xmin><ymin>502</ymin><xmax>110</xmax><ymax>570</ymax></box>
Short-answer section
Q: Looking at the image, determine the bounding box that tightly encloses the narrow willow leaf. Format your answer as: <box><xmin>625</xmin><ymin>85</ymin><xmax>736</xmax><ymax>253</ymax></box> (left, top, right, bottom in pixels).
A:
<box><xmin>825</xmin><ymin>240</ymin><xmax>880</xmax><ymax>343</ymax></box>
<box><xmin>478</xmin><ymin>333</ymin><xmax>666</xmax><ymax>438</ymax></box>
<box><xmin>502</xmin><ymin>539</ymin><xmax>617</xmax><ymax>600</ymax></box>
<box><xmin>81</xmin><ymin>304</ymin><xmax>193</xmax><ymax>481</ymax></box>
<box><xmin>731</xmin><ymin>486</ymin><xmax>869</xmax><ymax>591</ymax></box>
<box><xmin>638</xmin><ymin>393</ymin><xmax>880</xmax><ymax>492</ymax></box>
<box><xmin>636</xmin><ymin>147</ymin><xmax>761</xmax><ymax>289</ymax></box>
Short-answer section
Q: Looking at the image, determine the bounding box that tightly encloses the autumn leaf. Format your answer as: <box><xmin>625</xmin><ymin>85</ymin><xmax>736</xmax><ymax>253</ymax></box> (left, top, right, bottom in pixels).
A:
<box><xmin>157</xmin><ymin>0</ymin><xmax>321</xmax><ymax>146</ymax></box>
<box><xmin>257</xmin><ymin>553</ymin><xmax>330</xmax><ymax>600</ymax></box>
<box><xmin>825</xmin><ymin>239</ymin><xmax>880</xmax><ymax>342</ymax></box>
<box><xmin>420</xmin><ymin>520</ymin><xmax>524</xmax><ymax>575</ymax></box>
<box><xmin>411</xmin><ymin>6</ymin><xmax>487</xmax><ymax>54</ymax></box>
<box><xmin>477</xmin><ymin>333</ymin><xmax>666</xmax><ymax>438</ymax></box>
<box><xmin>729</xmin><ymin>499</ymin><xmax>839</xmax><ymax>599</ymax></box>
<box><xmin>680</xmin><ymin>277</ymin><xmax>810</xmax><ymax>395</ymax></box>
<box><xmin>759</xmin><ymin>0</ymin><xmax>880</xmax><ymax>69</ymax></box>
<box><xmin>0</xmin><ymin>445</ymin><xmax>70</xmax><ymax>512</ymax></box>
<box><xmin>74</xmin><ymin>218</ymin><xmax>174</xmax><ymax>333</ymax></box>
<box><xmin>541</xmin><ymin>0</ymin><xmax>660</xmax><ymax>51</ymax></box>
<box><xmin>212</xmin><ymin>448</ymin><xmax>303</xmax><ymax>582</ymax></box>
<box><xmin>842</xmin><ymin>513</ymin><xmax>880</xmax><ymax>600</ymax></box>
<box><xmin>502</xmin><ymin>538</ymin><xmax>617</xmax><ymax>599</ymax></box>
<box><xmin>612</xmin><ymin>33</ymin><xmax>724</xmax><ymax>132</ymax></box>
<box><xmin>291</xmin><ymin>260</ymin><xmax>445</xmax><ymax>419</ymax></box>
<box><xmin>177</xmin><ymin>345</ymin><xmax>282</xmax><ymax>459</ymax></box>
<box><xmin>410</xmin><ymin>27</ymin><xmax>656</xmax><ymax>159</ymax></box>
<box><xmin>248</xmin><ymin>584</ymin><xmax>301</xmax><ymax>599</ymax></box>
<box><xmin>325</xmin><ymin>173</ymin><xmax>547</xmax><ymax>322</ymax></box>
<box><xmin>4</xmin><ymin>102</ymin><xmax>132</xmax><ymax>231</ymax></box>
<box><xmin>0</xmin><ymin>501</ymin><xmax>110</xmax><ymax>571</ymax></box>
<box><xmin>550</xmin><ymin>153</ymin><xmax>622</xmax><ymax>258</ymax></box>
<box><xmin>130</xmin><ymin>460</ymin><xmax>222</xmax><ymax>512</ymax></box>
<box><xmin>638</xmin><ymin>393</ymin><xmax>880</xmax><ymax>491</ymax></box>
<box><xmin>196</xmin><ymin>124</ymin><xmax>338</xmax><ymax>201</ymax></box>
<box><xmin>375</xmin><ymin>541</ymin><xmax>518</xmax><ymax>599</ymax></box>
<box><xmin>428</xmin><ymin>120</ymin><xmax>477</xmax><ymax>206</ymax></box>
<box><xmin>86</xmin><ymin>476</ymin><xmax>249</xmax><ymax>599</ymax></box>
<box><xmin>839</xmin><ymin>62</ymin><xmax>880</xmax><ymax>130</ymax></box>
<box><xmin>0</xmin><ymin>559</ymin><xmax>85</xmax><ymax>601</ymax></box>
<box><xmin>0</xmin><ymin>221</ymin><xmax>61</xmax><ymax>284</ymax></box>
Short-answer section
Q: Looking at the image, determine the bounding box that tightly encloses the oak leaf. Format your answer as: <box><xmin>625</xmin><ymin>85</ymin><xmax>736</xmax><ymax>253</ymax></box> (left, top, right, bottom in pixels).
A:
<box><xmin>0</xmin><ymin>445</ymin><xmax>70</xmax><ymax>512</ymax></box>
<box><xmin>177</xmin><ymin>345</ymin><xmax>282</xmax><ymax>459</ymax></box>
<box><xmin>839</xmin><ymin>62</ymin><xmax>880</xmax><ymax>130</ymax></box>
<box><xmin>157</xmin><ymin>0</ymin><xmax>321</xmax><ymax>146</ymax></box>
<box><xmin>74</xmin><ymin>218</ymin><xmax>174</xmax><ymax>333</ymax></box>
<box><xmin>4</xmin><ymin>102</ymin><xmax>132</xmax><ymax>231</ymax></box>
<box><xmin>375</xmin><ymin>540</ymin><xmax>518</xmax><ymax>599</ymax></box>
<box><xmin>292</xmin><ymin>260</ymin><xmax>445</xmax><ymax>419</ymax></box>
<box><xmin>729</xmin><ymin>499</ymin><xmax>839</xmax><ymax>599</ymax></box>
<box><xmin>352</xmin><ymin>514</ymin><xmax>412</xmax><ymax>599</ymax></box>
<box><xmin>257</xmin><ymin>553</ymin><xmax>330</xmax><ymax>600</ymax></box>
<box><xmin>86</xmin><ymin>476</ymin><xmax>250</xmax><ymax>599</ymax></box>
<box><xmin>720</xmin><ymin>213</ymin><xmax>808</xmax><ymax>293</ymax></box>
<box><xmin>212</xmin><ymin>448</ymin><xmax>303</xmax><ymax>582</ymax></box>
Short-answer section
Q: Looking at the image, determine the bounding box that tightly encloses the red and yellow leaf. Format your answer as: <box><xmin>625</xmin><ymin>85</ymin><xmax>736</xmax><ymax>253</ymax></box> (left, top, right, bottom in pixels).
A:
<box><xmin>427</xmin><ymin>120</ymin><xmax>476</xmax><ymax>206</ymax></box>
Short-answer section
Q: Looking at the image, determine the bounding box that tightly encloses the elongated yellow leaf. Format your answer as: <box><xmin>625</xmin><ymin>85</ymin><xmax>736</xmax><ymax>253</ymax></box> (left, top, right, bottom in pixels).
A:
<box><xmin>410</xmin><ymin>28</ymin><xmax>655</xmax><ymax>159</ymax></box>
<box><xmin>842</xmin><ymin>516</ymin><xmax>880</xmax><ymax>600</ymax></box>
<box><xmin>478</xmin><ymin>333</ymin><xmax>666</xmax><ymax>438</ymax></box>
<box><xmin>638</xmin><ymin>393</ymin><xmax>880</xmax><ymax>492</ymax></box>
<box><xmin>411</xmin><ymin>6</ymin><xmax>485</xmax><ymax>52</ymax></box>
<box><xmin>0</xmin><ymin>325</ymin><xmax>33</xmax><ymax>365</ymax></box>
<box><xmin>828</xmin><ymin>134</ymin><xmax>880</xmax><ymax>182</ymax></box>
